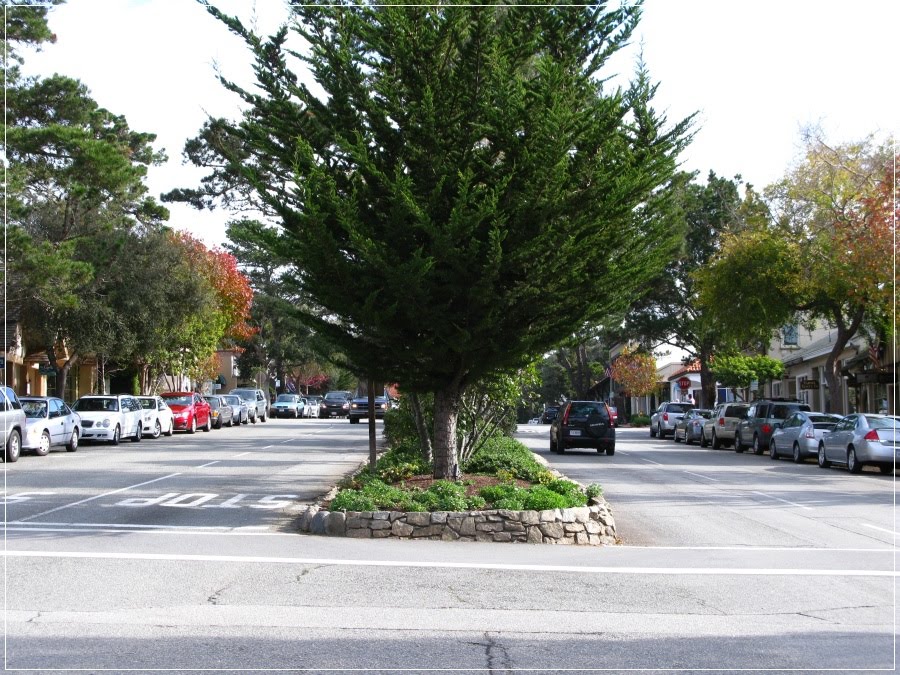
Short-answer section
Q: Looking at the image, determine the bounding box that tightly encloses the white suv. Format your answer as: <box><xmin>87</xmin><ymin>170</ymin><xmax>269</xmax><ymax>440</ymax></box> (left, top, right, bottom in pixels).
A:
<box><xmin>1</xmin><ymin>386</ymin><xmax>26</xmax><ymax>463</ymax></box>
<box><xmin>73</xmin><ymin>394</ymin><xmax>144</xmax><ymax>444</ymax></box>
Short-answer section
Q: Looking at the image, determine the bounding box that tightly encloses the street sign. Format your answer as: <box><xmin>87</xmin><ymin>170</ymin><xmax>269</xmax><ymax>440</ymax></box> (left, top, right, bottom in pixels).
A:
<box><xmin>38</xmin><ymin>364</ymin><xmax>56</xmax><ymax>375</ymax></box>
<box><xmin>676</xmin><ymin>377</ymin><xmax>691</xmax><ymax>390</ymax></box>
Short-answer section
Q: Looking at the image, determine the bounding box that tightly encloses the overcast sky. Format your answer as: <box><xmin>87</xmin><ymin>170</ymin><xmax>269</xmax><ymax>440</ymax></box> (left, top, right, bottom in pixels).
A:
<box><xmin>17</xmin><ymin>0</ymin><xmax>898</xmax><ymax>247</ymax></box>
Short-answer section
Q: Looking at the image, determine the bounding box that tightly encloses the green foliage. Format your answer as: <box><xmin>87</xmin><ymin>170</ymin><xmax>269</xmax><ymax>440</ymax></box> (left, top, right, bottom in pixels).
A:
<box><xmin>477</xmin><ymin>480</ymin><xmax>588</xmax><ymax>510</ymax></box>
<box><xmin>585</xmin><ymin>484</ymin><xmax>603</xmax><ymax>500</ymax></box>
<box><xmin>709</xmin><ymin>354</ymin><xmax>785</xmax><ymax>389</ymax></box>
<box><xmin>462</xmin><ymin>436</ymin><xmax>546</xmax><ymax>482</ymax></box>
<box><xmin>630</xmin><ymin>413</ymin><xmax>651</xmax><ymax>427</ymax></box>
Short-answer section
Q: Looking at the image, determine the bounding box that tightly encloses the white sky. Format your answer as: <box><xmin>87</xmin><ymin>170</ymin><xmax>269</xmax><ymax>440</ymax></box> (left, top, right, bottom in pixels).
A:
<box><xmin>15</xmin><ymin>0</ymin><xmax>899</xmax><ymax>247</ymax></box>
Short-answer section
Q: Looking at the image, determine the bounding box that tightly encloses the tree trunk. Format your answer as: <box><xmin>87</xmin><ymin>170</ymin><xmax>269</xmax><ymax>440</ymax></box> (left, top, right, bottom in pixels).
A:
<box><xmin>699</xmin><ymin>352</ymin><xmax>716</xmax><ymax>408</ymax></box>
<box><xmin>409</xmin><ymin>392</ymin><xmax>433</xmax><ymax>465</ymax></box>
<box><xmin>367</xmin><ymin>379</ymin><xmax>377</xmax><ymax>471</ymax></box>
<box><xmin>432</xmin><ymin>384</ymin><xmax>462</xmax><ymax>480</ymax></box>
<box><xmin>822</xmin><ymin>306</ymin><xmax>865</xmax><ymax>414</ymax></box>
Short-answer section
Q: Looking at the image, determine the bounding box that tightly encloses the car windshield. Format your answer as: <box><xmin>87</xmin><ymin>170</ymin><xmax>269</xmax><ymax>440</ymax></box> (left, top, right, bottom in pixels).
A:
<box><xmin>164</xmin><ymin>395</ymin><xmax>193</xmax><ymax>406</ymax></box>
<box><xmin>74</xmin><ymin>398</ymin><xmax>118</xmax><ymax>412</ymax></box>
<box><xmin>22</xmin><ymin>400</ymin><xmax>48</xmax><ymax>418</ymax></box>
<box><xmin>232</xmin><ymin>390</ymin><xmax>255</xmax><ymax>401</ymax></box>
<box><xmin>139</xmin><ymin>399</ymin><xmax>156</xmax><ymax>409</ymax></box>
<box><xmin>205</xmin><ymin>398</ymin><xmax>220</xmax><ymax>408</ymax></box>
<box><xmin>725</xmin><ymin>405</ymin><xmax>749</xmax><ymax>418</ymax></box>
<box><xmin>808</xmin><ymin>414</ymin><xmax>839</xmax><ymax>425</ymax></box>
<box><xmin>276</xmin><ymin>395</ymin><xmax>296</xmax><ymax>402</ymax></box>
<box><xmin>324</xmin><ymin>393</ymin><xmax>348</xmax><ymax>402</ymax></box>
<box><xmin>666</xmin><ymin>404</ymin><xmax>692</xmax><ymax>413</ymax></box>
<box><xmin>772</xmin><ymin>404</ymin><xmax>808</xmax><ymax>419</ymax></box>
<box><xmin>224</xmin><ymin>396</ymin><xmax>241</xmax><ymax>406</ymax></box>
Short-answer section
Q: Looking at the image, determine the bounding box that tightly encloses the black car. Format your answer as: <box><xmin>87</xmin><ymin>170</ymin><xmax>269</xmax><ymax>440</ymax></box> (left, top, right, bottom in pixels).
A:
<box><xmin>540</xmin><ymin>407</ymin><xmax>559</xmax><ymax>424</ymax></box>
<box><xmin>348</xmin><ymin>396</ymin><xmax>389</xmax><ymax>423</ymax></box>
<box><xmin>550</xmin><ymin>400</ymin><xmax>615</xmax><ymax>455</ymax></box>
<box><xmin>319</xmin><ymin>391</ymin><xmax>353</xmax><ymax>418</ymax></box>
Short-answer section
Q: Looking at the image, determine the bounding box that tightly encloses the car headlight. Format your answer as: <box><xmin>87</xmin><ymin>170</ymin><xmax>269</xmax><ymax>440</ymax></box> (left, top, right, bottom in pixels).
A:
<box><xmin>342</xmin><ymin>403</ymin><xmax>350</xmax><ymax>410</ymax></box>
<box><xmin>101</xmin><ymin>418</ymin><xmax>111</xmax><ymax>428</ymax></box>
<box><xmin>351</xmin><ymin>403</ymin><xmax>358</xmax><ymax>409</ymax></box>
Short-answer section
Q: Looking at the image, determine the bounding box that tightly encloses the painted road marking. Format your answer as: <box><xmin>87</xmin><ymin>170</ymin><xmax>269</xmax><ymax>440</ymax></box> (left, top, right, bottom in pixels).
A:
<box><xmin>105</xmin><ymin>493</ymin><xmax>300</xmax><ymax>509</ymax></box>
<box><xmin>751</xmin><ymin>490</ymin><xmax>813</xmax><ymax>510</ymax></box>
<box><xmin>863</xmin><ymin>524</ymin><xmax>899</xmax><ymax>537</ymax></box>
<box><xmin>14</xmin><ymin>474</ymin><xmax>183</xmax><ymax>523</ymax></box>
<box><xmin>683</xmin><ymin>471</ymin><xmax>720</xmax><ymax>482</ymax></box>
<box><xmin>2</xmin><ymin>549</ymin><xmax>896</xmax><ymax>577</ymax></box>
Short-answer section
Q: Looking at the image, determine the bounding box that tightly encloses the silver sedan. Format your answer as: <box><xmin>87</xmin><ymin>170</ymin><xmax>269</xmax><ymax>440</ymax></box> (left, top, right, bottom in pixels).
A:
<box><xmin>769</xmin><ymin>411</ymin><xmax>841</xmax><ymax>463</ymax></box>
<box><xmin>817</xmin><ymin>414</ymin><xmax>899</xmax><ymax>474</ymax></box>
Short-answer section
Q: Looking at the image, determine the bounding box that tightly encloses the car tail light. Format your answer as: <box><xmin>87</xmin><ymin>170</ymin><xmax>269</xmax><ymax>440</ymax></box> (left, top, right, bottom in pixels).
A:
<box><xmin>718</xmin><ymin>418</ymin><xmax>724</xmax><ymax>426</ymax></box>
<box><xmin>663</xmin><ymin>413</ymin><xmax>669</xmax><ymax>422</ymax></box>
<box><xmin>864</xmin><ymin>430</ymin><xmax>880</xmax><ymax>442</ymax></box>
<box><xmin>804</xmin><ymin>427</ymin><xmax>816</xmax><ymax>439</ymax></box>
<box><xmin>562</xmin><ymin>405</ymin><xmax>571</xmax><ymax>425</ymax></box>
<box><xmin>762</xmin><ymin>424</ymin><xmax>772</xmax><ymax>435</ymax></box>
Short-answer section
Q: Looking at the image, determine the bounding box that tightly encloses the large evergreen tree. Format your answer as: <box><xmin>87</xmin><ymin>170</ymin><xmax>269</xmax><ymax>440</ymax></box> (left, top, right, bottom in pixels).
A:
<box><xmin>177</xmin><ymin>1</ymin><xmax>692</xmax><ymax>478</ymax></box>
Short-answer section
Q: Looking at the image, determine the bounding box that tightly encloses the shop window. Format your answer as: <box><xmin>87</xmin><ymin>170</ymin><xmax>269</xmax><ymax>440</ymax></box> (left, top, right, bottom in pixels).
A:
<box><xmin>782</xmin><ymin>324</ymin><xmax>799</xmax><ymax>347</ymax></box>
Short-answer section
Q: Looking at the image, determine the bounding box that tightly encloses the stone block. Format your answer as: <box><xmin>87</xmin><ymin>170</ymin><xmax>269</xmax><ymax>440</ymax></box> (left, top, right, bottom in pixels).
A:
<box><xmin>412</xmin><ymin>525</ymin><xmax>441</xmax><ymax>538</ymax></box>
<box><xmin>584</xmin><ymin>521</ymin><xmax>602</xmax><ymax>534</ymax></box>
<box><xmin>390</xmin><ymin>511</ymin><xmax>404</xmax><ymax>522</ymax></box>
<box><xmin>526</xmin><ymin>527</ymin><xmax>543</xmax><ymax>544</ymax></box>
<box><xmin>588</xmin><ymin>534</ymin><xmax>601</xmax><ymax>545</ymax></box>
<box><xmin>539</xmin><ymin>509</ymin><xmax>561</xmax><ymax>522</ymax></box>
<box><xmin>538</xmin><ymin>522</ymin><xmax>564</xmax><ymax>539</ymax></box>
<box><xmin>372</xmin><ymin>511</ymin><xmax>390</xmax><ymax>520</ymax></box>
<box><xmin>441</xmin><ymin>528</ymin><xmax>460</xmax><ymax>541</ymax></box>
<box><xmin>391</xmin><ymin>521</ymin><xmax>414</xmax><ymax>537</ymax></box>
<box><xmin>475</xmin><ymin>532</ymin><xmax>494</xmax><ymax>542</ymax></box>
<box><xmin>370</xmin><ymin>520</ymin><xmax>392</xmax><ymax>530</ymax></box>
<box><xmin>486</xmin><ymin>514</ymin><xmax>503</xmax><ymax>522</ymax></box>
<box><xmin>564</xmin><ymin>523</ymin><xmax>585</xmax><ymax>533</ymax></box>
<box><xmin>325</xmin><ymin>511</ymin><xmax>346</xmax><ymax>536</ymax></box>
<box><xmin>459</xmin><ymin>517</ymin><xmax>477</xmax><ymax>536</ymax></box>
<box><xmin>573</xmin><ymin>507</ymin><xmax>590</xmax><ymax>523</ymax></box>
<box><xmin>447</xmin><ymin>517</ymin><xmax>463</xmax><ymax>533</ymax></box>
<box><xmin>497</xmin><ymin>509</ymin><xmax>519</xmax><ymax>521</ymax></box>
<box><xmin>359</xmin><ymin>511</ymin><xmax>373</xmax><ymax>519</ymax></box>
<box><xmin>493</xmin><ymin>532</ymin><xmax>512</xmax><ymax>542</ymax></box>
<box><xmin>521</xmin><ymin>511</ymin><xmax>540</xmax><ymax>525</ymax></box>
<box><xmin>371</xmin><ymin>529</ymin><xmax>392</xmax><ymax>538</ymax></box>
<box><xmin>431</xmin><ymin>512</ymin><xmax>448</xmax><ymax>524</ymax></box>
<box><xmin>310</xmin><ymin>511</ymin><xmax>329</xmax><ymax>535</ymax></box>
<box><xmin>503</xmin><ymin>521</ymin><xmax>525</xmax><ymax>533</ymax></box>
<box><xmin>475</xmin><ymin>522</ymin><xmax>504</xmax><ymax>533</ymax></box>
<box><xmin>575</xmin><ymin>532</ymin><xmax>589</xmax><ymax>545</ymax></box>
<box><xmin>346</xmin><ymin>517</ymin><xmax>367</xmax><ymax>529</ymax></box>
<box><xmin>406</xmin><ymin>512</ymin><xmax>431</xmax><ymax>526</ymax></box>
<box><xmin>560</xmin><ymin>508</ymin><xmax>577</xmax><ymax>523</ymax></box>
<box><xmin>346</xmin><ymin>528</ymin><xmax>372</xmax><ymax>538</ymax></box>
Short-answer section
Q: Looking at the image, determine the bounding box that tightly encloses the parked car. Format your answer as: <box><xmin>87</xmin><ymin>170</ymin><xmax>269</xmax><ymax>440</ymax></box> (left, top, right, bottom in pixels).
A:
<box><xmin>701</xmin><ymin>403</ymin><xmax>749</xmax><ymax>449</ymax></box>
<box><xmin>817</xmin><ymin>414</ymin><xmax>900</xmax><ymax>474</ymax></box>
<box><xmin>73</xmin><ymin>394</ymin><xmax>144</xmax><ymax>444</ymax></box>
<box><xmin>20</xmin><ymin>396</ymin><xmax>81</xmax><ymax>455</ymax></box>
<box><xmin>348</xmin><ymin>395</ymin><xmax>389</xmax><ymax>423</ymax></box>
<box><xmin>650</xmin><ymin>402</ymin><xmax>694</xmax><ymax>438</ymax></box>
<box><xmin>735</xmin><ymin>399</ymin><xmax>811</xmax><ymax>454</ymax></box>
<box><xmin>319</xmin><ymin>391</ymin><xmax>353</xmax><ymax>418</ymax></box>
<box><xmin>221</xmin><ymin>394</ymin><xmax>249</xmax><ymax>425</ymax></box>
<box><xmin>204</xmin><ymin>395</ymin><xmax>235</xmax><ymax>429</ymax></box>
<box><xmin>674</xmin><ymin>409</ymin><xmax>713</xmax><ymax>445</ymax></box>
<box><xmin>540</xmin><ymin>407</ymin><xmax>559</xmax><ymax>424</ymax></box>
<box><xmin>272</xmin><ymin>393</ymin><xmax>305</xmax><ymax>419</ymax></box>
<box><xmin>608</xmin><ymin>406</ymin><xmax>619</xmax><ymax>427</ymax></box>
<box><xmin>305</xmin><ymin>396</ymin><xmax>323</xmax><ymax>418</ymax></box>
<box><xmin>137</xmin><ymin>395</ymin><xmax>175</xmax><ymax>439</ymax></box>
<box><xmin>1</xmin><ymin>386</ymin><xmax>26</xmax><ymax>462</ymax></box>
<box><xmin>769</xmin><ymin>411</ymin><xmax>841</xmax><ymax>463</ymax></box>
<box><xmin>161</xmin><ymin>392</ymin><xmax>212</xmax><ymax>433</ymax></box>
<box><xmin>229</xmin><ymin>388</ymin><xmax>268</xmax><ymax>423</ymax></box>
<box><xmin>550</xmin><ymin>400</ymin><xmax>615</xmax><ymax>455</ymax></box>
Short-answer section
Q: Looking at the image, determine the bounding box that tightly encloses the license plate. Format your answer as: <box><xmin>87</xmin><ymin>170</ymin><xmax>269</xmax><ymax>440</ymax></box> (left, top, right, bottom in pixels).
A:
<box><xmin>569</xmin><ymin>430</ymin><xmax>581</xmax><ymax>436</ymax></box>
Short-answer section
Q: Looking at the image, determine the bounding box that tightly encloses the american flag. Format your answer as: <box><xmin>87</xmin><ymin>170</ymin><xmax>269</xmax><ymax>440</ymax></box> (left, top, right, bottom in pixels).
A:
<box><xmin>286</xmin><ymin>380</ymin><xmax>297</xmax><ymax>393</ymax></box>
<box><xmin>605</xmin><ymin>364</ymin><xmax>612</xmax><ymax>379</ymax></box>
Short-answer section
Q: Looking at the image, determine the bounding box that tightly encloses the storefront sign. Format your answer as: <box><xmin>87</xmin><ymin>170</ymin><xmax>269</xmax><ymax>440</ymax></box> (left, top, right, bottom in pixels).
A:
<box><xmin>800</xmin><ymin>380</ymin><xmax>820</xmax><ymax>390</ymax></box>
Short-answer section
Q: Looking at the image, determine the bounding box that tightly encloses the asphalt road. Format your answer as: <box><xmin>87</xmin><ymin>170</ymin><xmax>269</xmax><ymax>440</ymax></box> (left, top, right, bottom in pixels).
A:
<box><xmin>3</xmin><ymin>419</ymin><xmax>896</xmax><ymax>673</ymax></box>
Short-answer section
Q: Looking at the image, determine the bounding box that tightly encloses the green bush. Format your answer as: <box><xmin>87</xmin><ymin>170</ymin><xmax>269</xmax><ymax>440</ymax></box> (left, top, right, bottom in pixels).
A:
<box><xmin>585</xmin><ymin>483</ymin><xmax>603</xmax><ymax>500</ymax></box>
<box><xmin>544</xmin><ymin>478</ymin><xmax>587</xmax><ymax>505</ymax></box>
<box><xmin>522</xmin><ymin>486</ymin><xmax>572</xmax><ymax>511</ymax></box>
<box><xmin>463</xmin><ymin>436</ymin><xmax>545</xmax><ymax>481</ymax></box>
<box><xmin>630</xmin><ymin>413</ymin><xmax>651</xmax><ymax>427</ymax></box>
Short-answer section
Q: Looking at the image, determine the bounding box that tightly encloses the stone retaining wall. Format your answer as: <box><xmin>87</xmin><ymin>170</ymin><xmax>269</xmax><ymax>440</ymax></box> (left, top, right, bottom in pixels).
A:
<box><xmin>297</xmin><ymin>499</ymin><xmax>617</xmax><ymax>545</ymax></box>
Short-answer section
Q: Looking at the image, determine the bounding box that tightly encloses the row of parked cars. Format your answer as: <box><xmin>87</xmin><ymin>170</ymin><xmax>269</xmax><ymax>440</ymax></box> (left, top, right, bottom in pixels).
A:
<box><xmin>650</xmin><ymin>398</ymin><xmax>900</xmax><ymax>474</ymax></box>
<box><xmin>1</xmin><ymin>386</ymin><xmax>272</xmax><ymax>463</ymax></box>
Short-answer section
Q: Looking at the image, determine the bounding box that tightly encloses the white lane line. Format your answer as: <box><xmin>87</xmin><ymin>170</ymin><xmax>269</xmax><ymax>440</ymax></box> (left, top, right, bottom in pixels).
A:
<box><xmin>196</xmin><ymin>461</ymin><xmax>220</xmax><ymax>468</ymax></box>
<box><xmin>639</xmin><ymin>457</ymin><xmax>664</xmax><ymax>466</ymax></box>
<box><xmin>7</xmin><ymin>521</ymin><xmax>269</xmax><ymax>531</ymax></box>
<box><xmin>13</xmin><ymin>473</ymin><xmax>183</xmax><ymax>523</ymax></box>
<box><xmin>232</xmin><ymin>452</ymin><xmax>251</xmax><ymax>458</ymax></box>
<box><xmin>261</xmin><ymin>445</ymin><xmax>273</xmax><ymax>449</ymax></box>
<box><xmin>5</xmin><ymin>527</ymin><xmax>294</xmax><ymax>537</ymax></box>
<box><xmin>2</xmin><ymin>550</ymin><xmax>896</xmax><ymax>577</ymax></box>
<box><xmin>751</xmin><ymin>490</ymin><xmax>813</xmax><ymax>510</ymax></box>
<box><xmin>683</xmin><ymin>471</ymin><xmax>719</xmax><ymax>482</ymax></box>
<box><xmin>863</xmin><ymin>524</ymin><xmax>900</xmax><ymax>537</ymax></box>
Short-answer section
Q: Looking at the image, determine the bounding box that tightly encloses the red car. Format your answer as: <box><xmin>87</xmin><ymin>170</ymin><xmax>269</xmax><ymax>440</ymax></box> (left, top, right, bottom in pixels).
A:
<box><xmin>161</xmin><ymin>392</ymin><xmax>212</xmax><ymax>434</ymax></box>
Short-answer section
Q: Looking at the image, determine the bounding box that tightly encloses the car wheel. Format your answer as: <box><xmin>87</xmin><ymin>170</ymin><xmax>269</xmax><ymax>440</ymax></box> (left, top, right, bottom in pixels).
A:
<box><xmin>550</xmin><ymin>437</ymin><xmax>558</xmax><ymax>453</ymax></box>
<box><xmin>700</xmin><ymin>431</ymin><xmax>708</xmax><ymax>448</ymax></box>
<box><xmin>752</xmin><ymin>434</ymin><xmax>763</xmax><ymax>455</ymax></box>
<box><xmin>769</xmin><ymin>439</ymin><xmax>778</xmax><ymax>460</ymax></box>
<box><xmin>558</xmin><ymin>440</ymin><xmax>566</xmax><ymax>453</ymax></box>
<box><xmin>260</xmin><ymin>411</ymin><xmax>267</xmax><ymax>422</ymax></box>
<box><xmin>188</xmin><ymin>417</ymin><xmax>196</xmax><ymax>434</ymax></box>
<box><xmin>251</xmin><ymin>414</ymin><xmax>257</xmax><ymax>424</ymax></box>
<box><xmin>165</xmin><ymin>420</ymin><xmax>174</xmax><ymax>436</ymax></box>
<box><xmin>35</xmin><ymin>430</ymin><xmax>51</xmax><ymax>456</ymax></box>
<box><xmin>5</xmin><ymin>430</ymin><xmax>21</xmax><ymax>463</ymax></box>
<box><xmin>131</xmin><ymin>424</ymin><xmax>142</xmax><ymax>442</ymax></box>
<box><xmin>111</xmin><ymin>425</ymin><xmax>121</xmax><ymax>445</ymax></box>
<box><xmin>685</xmin><ymin>432</ymin><xmax>694</xmax><ymax>446</ymax></box>
<box><xmin>734</xmin><ymin>433</ymin><xmax>743</xmax><ymax>453</ymax></box>
<box><xmin>818</xmin><ymin>444</ymin><xmax>830</xmax><ymax>469</ymax></box>
<box><xmin>792</xmin><ymin>443</ymin><xmax>802</xmax><ymax>464</ymax></box>
<box><xmin>847</xmin><ymin>447</ymin><xmax>862</xmax><ymax>474</ymax></box>
<box><xmin>152</xmin><ymin>420</ymin><xmax>162</xmax><ymax>439</ymax></box>
<box><xmin>650</xmin><ymin>425</ymin><xmax>657</xmax><ymax>438</ymax></box>
<box><xmin>66</xmin><ymin>428</ymin><xmax>79</xmax><ymax>452</ymax></box>
<box><xmin>605</xmin><ymin>446</ymin><xmax>615</xmax><ymax>456</ymax></box>
<box><xmin>204</xmin><ymin>416</ymin><xmax>212</xmax><ymax>432</ymax></box>
<box><xmin>349</xmin><ymin>417</ymin><xmax>359</xmax><ymax>424</ymax></box>
<box><xmin>712</xmin><ymin>430</ymin><xmax>722</xmax><ymax>449</ymax></box>
<box><xmin>673</xmin><ymin>431</ymin><xmax>681</xmax><ymax>443</ymax></box>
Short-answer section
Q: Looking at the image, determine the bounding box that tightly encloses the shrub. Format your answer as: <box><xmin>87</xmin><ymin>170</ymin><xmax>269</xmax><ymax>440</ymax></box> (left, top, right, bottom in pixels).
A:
<box><xmin>544</xmin><ymin>479</ymin><xmax>587</xmax><ymax>505</ymax></box>
<box><xmin>630</xmin><ymin>413</ymin><xmax>651</xmax><ymax>427</ymax></box>
<box><xmin>463</xmin><ymin>436</ymin><xmax>545</xmax><ymax>481</ymax></box>
<box><xmin>415</xmin><ymin>480</ymin><xmax>470</xmax><ymax>512</ymax></box>
<box><xmin>522</xmin><ymin>486</ymin><xmax>572</xmax><ymax>511</ymax></box>
<box><xmin>585</xmin><ymin>483</ymin><xmax>603</xmax><ymax>500</ymax></box>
